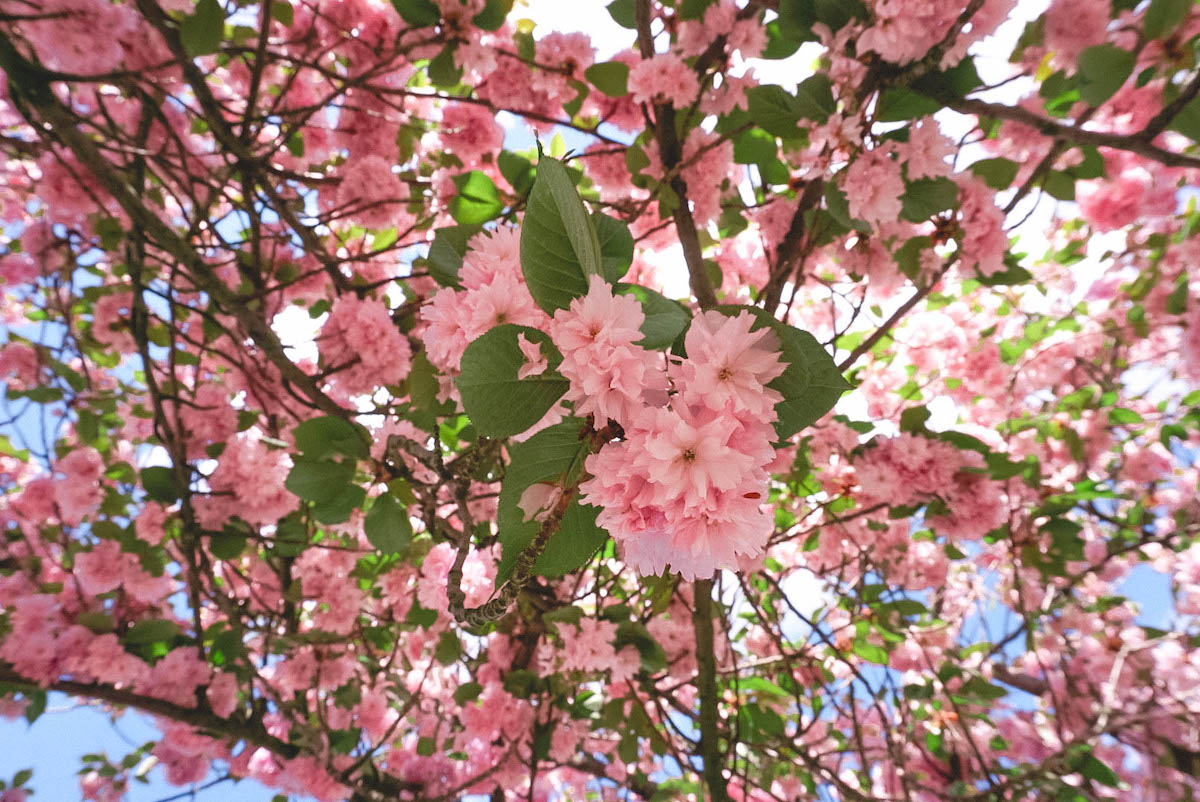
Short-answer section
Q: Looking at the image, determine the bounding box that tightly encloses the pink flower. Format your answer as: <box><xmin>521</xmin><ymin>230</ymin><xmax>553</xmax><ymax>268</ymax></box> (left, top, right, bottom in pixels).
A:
<box><xmin>903</xmin><ymin>118</ymin><xmax>953</xmax><ymax>180</ymax></box>
<box><xmin>549</xmin><ymin>275</ymin><xmax>644</xmax><ymax>350</ymax></box>
<box><xmin>207</xmin><ymin>672</ymin><xmax>240</xmax><ymax>718</ymax></box>
<box><xmin>640</xmin><ymin>406</ymin><xmax>753</xmax><ymax>511</ymax></box>
<box><xmin>628</xmin><ymin>54</ymin><xmax>700</xmax><ymax>108</ymax></box>
<box><xmin>0</xmin><ymin>342</ymin><xmax>39</xmax><ymax>389</ymax></box>
<box><xmin>842</xmin><ymin>147</ymin><xmax>904</xmax><ymax>226</ymax></box>
<box><xmin>550</xmin><ymin>276</ymin><xmax>668</xmax><ymax>425</ymax></box>
<box><xmin>956</xmin><ymin>177</ymin><xmax>1006</xmax><ymax>277</ymax></box>
<box><xmin>54</xmin><ymin>446</ymin><xmax>104</xmax><ymax>525</ymax></box>
<box><xmin>320</xmin><ymin>294</ymin><xmax>413</xmax><ymax>398</ymax></box>
<box><xmin>673</xmin><ymin>310</ymin><xmax>785</xmax><ymax>417</ymax></box>
<box><xmin>1044</xmin><ymin>0</ymin><xmax>1110</xmax><ymax>63</ymax></box>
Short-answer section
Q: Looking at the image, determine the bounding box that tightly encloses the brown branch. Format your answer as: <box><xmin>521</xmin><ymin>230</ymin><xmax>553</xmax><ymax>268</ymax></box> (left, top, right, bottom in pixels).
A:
<box><xmin>931</xmin><ymin>92</ymin><xmax>1200</xmax><ymax>170</ymax></box>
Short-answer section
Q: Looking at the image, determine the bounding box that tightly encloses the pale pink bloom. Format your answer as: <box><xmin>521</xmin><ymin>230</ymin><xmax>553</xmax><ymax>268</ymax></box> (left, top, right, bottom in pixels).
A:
<box><xmin>460</xmin><ymin>226</ymin><xmax>522</xmax><ymax>290</ymax></box>
<box><xmin>628</xmin><ymin>54</ymin><xmax>700</xmax><ymax>108</ymax></box>
<box><xmin>639</xmin><ymin>406</ymin><xmax>754</xmax><ymax>511</ymax></box>
<box><xmin>54</xmin><ymin>446</ymin><xmax>104</xmax><ymax>525</ymax></box>
<box><xmin>0</xmin><ymin>342</ymin><xmax>39</xmax><ymax>388</ymax></box>
<box><xmin>549</xmin><ymin>276</ymin><xmax>644</xmax><ymax>350</ymax></box>
<box><xmin>956</xmin><ymin>177</ymin><xmax>1006</xmax><ymax>277</ymax></box>
<box><xmin>904</xmin><ymin>118</ymin><xmax>953</xmax><ymax>180</ymax></box>
<box><xmin>73</xmin><ymin>540</ymin><xmax>126</xmax><ymax>597</ymax></box>
<box><xmin>674</xmin><ymin>310</ymin><xmax>785</xmax><ymax>417</ymax></box>
<box><xmin>320</xmin><ymin>294</ymin><xmax>413</xmax><ymax>398</ymax></box>
<box><xmin>194</xmin><ymin>432</ymin><xmax>295</xmax><ymax>528</ymax></box>
<box><xmin>842</xmin><ymin>147</ymin><xmax>904</xmax><ymax>225</ymax></box>
<box><xmin>560</xmin><ymin>618</ymin><xmax>619</xmax><ymax>673</ymax></box>
<box><xmin>1044</xmin><ymin>0</ymin><xmax>1110</xmax><ymax>63</ymax></box>
<box><xmin>207</xmin><ymin>672</ymin><xmax>240</xmax><ymax>718</ymax></box>
<box><xmin>438</xmin><ymin>103</ymin><xmax>504</xmax><ymax>167</ymax></box>
<box><xmin>21</xmin><ymin>0</ymin><xmax>136</xmax><ymax>75</ymax></box>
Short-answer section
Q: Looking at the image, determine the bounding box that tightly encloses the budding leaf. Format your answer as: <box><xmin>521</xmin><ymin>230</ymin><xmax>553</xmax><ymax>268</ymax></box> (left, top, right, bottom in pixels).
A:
<box><xmin>450</xmin><ymin>171</ymin><xmax>502</xmax><ymax>225</ymax></box>
<box><xmin>521</xmin><ymin>157</ymin><xmax>604</xmax><ymax>311</ymax></box>
<box><xmin>456</xmin><ymin>325</ymin><xmax>569</xmax><ymax>438</ymax></box>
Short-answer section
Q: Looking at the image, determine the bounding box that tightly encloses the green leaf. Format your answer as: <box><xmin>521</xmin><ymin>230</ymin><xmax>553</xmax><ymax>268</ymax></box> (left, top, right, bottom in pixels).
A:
<box><xmin>471</xmin><ymin>0</ymin><xmax>512</xmax><ymax>30</ymax></box>
<box><xmin>1144</xmin><ymin>0</ymin><xmax>1189</xmax><ymax>38</ymax></box>
<box><xmin>970</xmin><ymin>157</ymin><xmax>1019</xmax><ymax>190</ymax></box>
<box><xmin>141</xmin><ymin>466</ymin><xmax>182</xmax><ymax>503</ymax></box>
<box><xmin>899</xmin><ymin>405</ymin><xmax>931</xmax><ymax>433</ymax></box>
<box><xmin>875</xmin><ymin>88</ymin><xmax>941</xmax><ymax>122</ymax></box>
<box><xmin>311</xmin><ymin>483</ymin><xmax>366</xmax><ymax>525</ymax></box>
<box><xmin>392</xmin><ymin>0</ymin><xmax>439</xmax><ymax>26</ymax></box>
<box><xmin>746</xmin><ymin>86</ymin><xmax>802</xmax><ymax>137</ymax></box>
<box><xmin>270</xmin><ymin>1</ymin><xmax>294</xmax><ymax>26</ymax></box>
<box><xmin>364</xmin><ymin>492</ymin><xmax>412</xmax><ymax>554</ymax></box>
<box><xmin>456</xmin><ymin>325</ymin><xmax>569</xmax><ymax>437</ymax></box>
<box><xmin>900</xmin><ymin>177</ymin><xmax>959</xmax><ymax>222</ymax></box>
<box><xmin>427</xmin><ymin>224</ymin><xmax>481</xmax><ymax>287</ymax></box>
<box><xmin>716</xmin><ymin>307</ymin><xmax>852</xmax><ymax>440</ymax></box>
<box><xmin>520</xmin><ymin>157</ymin><xmax>604</xmax><ymax>312</ymax></box>
<box><xmin>450</xmin><ymin>171</ymin><xmax>502</xmax><ymax>224</ymax></box>
<box><xmin>498</xmin><ymin>151</ymin><xmax>536</xmax><ymax>195</ymax></box>
<box><xmin>618</xmin><ymin>284</ymin><xmax>690</xmax><ymax>349</ymax></box>
<box><xmin>495</xmin><ymin>421</ymin><xmax>608</xmax><ymax>583</ymax></box>
<box><xmin>210</xmin><ymin>530</ymin><xmax>247</xmax><ymax>560</ymax></box>
<box><xmin>733</xmin><ymin>128</ymin><xmax>779</xmax><ymax>165</ymax></box>
<box><xmin>285</xmin><ymin>459</ymin><xmax>355</xmax><ymax>503</ymax></box>
<box><xmin>124</xmin><ymin>619</ymin><xmax>180</xmax><ymax>645</ymax></box>
<box><xmin>453</xmin><ymin>681</ymin><xmax>484</xmax><ymax>705</ymax></box>
<box><xmin>584</xmin><ymin>61</ymin><xmax>630</xmax><ymax>97</ymax></box>
<box><xmin>292</xmin><ymin>416</ymin><xmax>368</xmax><ymax>460</ymax></box>
<box><xmin>1108</xmin><ymin>407</ymin><xmax>1144</xmax><ymax>425</ymax></box>
<box><xmin>1077</xmin><ymin>45</ymin><xmax>1135</xmax><ymax>106</ymax></box>
<box><xmin>180</xmin><ymin>0</ymin><xmax>224</xmax><ymax>57</ymax></box>
<box><xmin>607</xmin><ymin>0</ymin><xmax>636</xmax><ymax>28</ymax></box>
<box><xmin>1042</xmin><ymin>170</ymin><xmax>1076</xmax><ymax>201</ymax></box>
<box><xmin>594</xmin><ymin>212</ymin><xmax>634</xmax><ymax>282</ymax></box>
<box><xmin>429</xmin><ymin>44</ymin><xmax>463</xmax><ymax>87</ymax></box>
<box><xmin>746</xmin><ymin>75</ymin><xmax>834</xmax><ymax>137</ymax></box>
<box><xmin>852</xmin><ymin>640</ymin><xmax>889</xmax><ymax>664</ymax></box>
<box><xmin>77</xmin><ymin>611</ymin><xmax>114</xmax><ymax>633</ymax></box>
<box><xmin>763</xmin><ymin>20</ymin><xmax>802</xmax><ymax>58</ymax></box>
<box><xmin>1076</xmin><ymin>752</ymin><xmax>1122</xmax><ymax>788</ymax></box>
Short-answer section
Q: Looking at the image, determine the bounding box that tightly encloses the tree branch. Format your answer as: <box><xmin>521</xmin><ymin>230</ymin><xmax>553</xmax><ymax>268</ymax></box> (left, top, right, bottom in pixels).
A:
<box><xmin>932</xmin><ymin>91</ymin><xmax>1200</xmax><ymax>170</ymax></box>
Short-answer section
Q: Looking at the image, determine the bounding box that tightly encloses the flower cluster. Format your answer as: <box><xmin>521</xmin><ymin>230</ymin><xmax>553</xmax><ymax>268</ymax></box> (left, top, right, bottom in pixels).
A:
<box><xmin>543</xmin><ymin>281</ymin><xmax>787</xmax><ymax>579</ymax></box>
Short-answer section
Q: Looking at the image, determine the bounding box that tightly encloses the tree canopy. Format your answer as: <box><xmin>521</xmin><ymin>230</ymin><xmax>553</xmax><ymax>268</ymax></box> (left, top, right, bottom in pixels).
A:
<box><xmin>0</xmin><ymin>0</ymin><xmax>1199</xmax><ymax>800</ymax></box>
